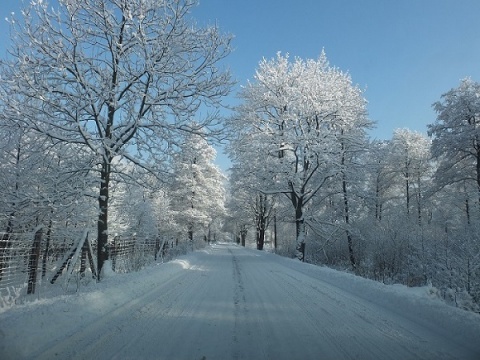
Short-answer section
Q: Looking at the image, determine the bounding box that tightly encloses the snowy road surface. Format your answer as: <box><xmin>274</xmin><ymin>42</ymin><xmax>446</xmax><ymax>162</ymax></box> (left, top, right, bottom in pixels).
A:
<box><xmin>1</xmin><ymin>244</ymin><xmax>480</xmax><ymax>360</ymax></box>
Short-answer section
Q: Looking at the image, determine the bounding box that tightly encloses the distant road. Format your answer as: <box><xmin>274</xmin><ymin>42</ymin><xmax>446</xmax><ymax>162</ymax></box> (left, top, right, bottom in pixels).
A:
<box><xmin>2</xmin><ymin>244</ymin><xmax>480</xmax><ymax>359</ymax></box>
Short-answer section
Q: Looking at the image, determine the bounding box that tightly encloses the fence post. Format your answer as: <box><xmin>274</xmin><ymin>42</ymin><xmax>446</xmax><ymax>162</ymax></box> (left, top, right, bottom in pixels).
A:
<box><xmin>42</xmin><ymin>219</ymin><xmax>53</xmax><ymax>278</ymax></box>
<box><xmin>27</xmin><ymin>226</ymin><xmax>43</xmax><ymax>295</ymax></box>
<box><xmin>86</xmin><ymin>236</ymin><xmax>97</xmax><ymax>279</ymax></box>
<box><xmin>79</xmin><ymin>233</ymin><xmax>96</xmax><ymax>279</ymax></box>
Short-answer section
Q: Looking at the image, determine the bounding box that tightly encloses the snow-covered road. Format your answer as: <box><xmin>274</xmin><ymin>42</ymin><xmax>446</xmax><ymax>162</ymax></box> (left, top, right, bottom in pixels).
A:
<box><xmin>1</xmin><ymin>243</ymin><xmax>480</xmax><ymax>359</ymax></box>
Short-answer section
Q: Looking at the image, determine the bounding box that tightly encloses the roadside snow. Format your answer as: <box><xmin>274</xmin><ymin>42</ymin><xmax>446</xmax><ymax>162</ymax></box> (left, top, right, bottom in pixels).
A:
<box><xmin>271</xmin><ymin>254</ymin><xmax>480</xmax><ymax>354</ymax></box>
<box><xmin>1</xmin><ymin>244</ymin><xmax>479</xmax><ymax>359</ymax></box>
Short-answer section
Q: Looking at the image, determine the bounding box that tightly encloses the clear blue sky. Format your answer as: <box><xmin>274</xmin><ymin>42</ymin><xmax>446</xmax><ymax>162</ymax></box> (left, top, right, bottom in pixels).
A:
<box><xmin>190</xmin><ymin>0</ymin><xmax>480</xmax><ymax>140</ymax></box>
<box><xmin>1</xmin><ymin>0</ymin><xmax>480</xmax><ymax>165</ymax></box>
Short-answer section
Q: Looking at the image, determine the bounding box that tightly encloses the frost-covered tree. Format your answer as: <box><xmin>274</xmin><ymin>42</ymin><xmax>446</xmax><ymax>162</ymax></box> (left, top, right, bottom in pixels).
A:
<box><xmin>427</xmin><ymin>78</ymin><xmax>480</xmax><ymax>301</ymax></box>
<box><xmin>390</xmin><ymin>129</ymin><xmax>431</xmax><ymax>223</ymax></box>
<box><xmin>224</xmin><ymin>172</ymin><xmax>251</xmax><ymax>246</ymax></box>
<box><xmin>110</xmin><ymin>178</ymin><xmax>159</xmax><ymax>241</ymax></box>
<box><xmin>1</xmin><ymin>0</ymin><xmax>232</xmax><ymax>278</ymax></box>
<box><xmin>366</xmin><ymin>140</ymin><xmax>397</xmax><ymax>221</ymax></box>
<box><xmin>227</xmin><ymin>52</ymin><xmax>369</xmax><ymax>262</ymax></box>
<box><xmin>429</xmin><ymin>78</ymin><xmax>480</xmax><ymax>212</ymax></box>
<box><xmin>333</xmin><ymin>109</ymin><xmax>372</xmax><ymax>268</ymax></box>
<box><xmin>108</xmin><ymin>167</ymin><xmax>177</xmax><ymax>270</ymax></box>
<box><xmin>0</xmin><ymin>118</ymin><xmax>96</xmax><ymax>234</ymax></box>
<box><xmin>0</xmin><ymin>114</ymin><xmax>99</xmax><ymax>281</ymax></box>
<box><xmin>170</xmin><ymin>131</ymin><xmax>226</xmax><ymax>249</ymax></box>
<box><xmin>0</xmin><ymin>123</ymin><xmax>46</xmax><ymax>234</ymax></box>
<box><xmin>226</xmin><ymin>149</ymin><xmax>276</xmax><ymax>250</ymax></box>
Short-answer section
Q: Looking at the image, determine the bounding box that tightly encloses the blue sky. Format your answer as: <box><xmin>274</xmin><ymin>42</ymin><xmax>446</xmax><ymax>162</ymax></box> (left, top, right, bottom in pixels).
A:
<box><xmin>190</xmin><ymin>0</ymin><xmax>480</xmax><ymax>140</ymax></box>
<box><xmin>1</xmin><ymin>0</ymin><xmax>480</xmax><ymax>167</ymax></box>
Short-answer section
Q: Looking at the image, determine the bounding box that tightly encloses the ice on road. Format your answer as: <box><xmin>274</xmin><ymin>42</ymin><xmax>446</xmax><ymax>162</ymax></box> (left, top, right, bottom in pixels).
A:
<box><xmin>1</xmin><ymin>244</ymin><xmax>480</xmax><ymax>359</ymax></box>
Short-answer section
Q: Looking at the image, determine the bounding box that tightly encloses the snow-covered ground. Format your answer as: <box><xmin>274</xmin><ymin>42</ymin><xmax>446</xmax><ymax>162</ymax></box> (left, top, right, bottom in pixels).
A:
<box><xmin>1</xmin><ymin>243</ymin><xmax>479</xmax><ymax>359</ymax></box>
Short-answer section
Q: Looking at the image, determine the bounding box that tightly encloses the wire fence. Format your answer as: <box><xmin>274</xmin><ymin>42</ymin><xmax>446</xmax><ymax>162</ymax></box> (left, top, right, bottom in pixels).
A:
<box><xmin>0</xmin><ymin>228</ymin><xmax>179</xmax><ymax>308</ymax></box>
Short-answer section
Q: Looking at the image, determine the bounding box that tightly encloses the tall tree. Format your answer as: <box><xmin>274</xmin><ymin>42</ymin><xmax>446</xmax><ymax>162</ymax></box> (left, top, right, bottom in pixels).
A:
<box><xmin>336</xmin><ymin>119</ymin><xmax>372</xmax><ymax>269</ymax></box>
<box><xmin>226</xmin><ymin>149</ymin><xmax>275</xmax><ymax>250</ymax></box>
<box><xmin>429</xmin><ymin>78</ymin><xmax>480</xmax><ymax>211</ymax></box>
<box><xmin>225</xmin><ymin>170</ymin><xmax>252</xmax><ymax>247</ymax></box>
<box><xmin>170</xmin><ymin>131</ymin><xmax>226</xmax><ymax>249</ymax></box>
<box><xmin>390</xmin><ymin>129</ymin><xmax>431</xmax><ymax>223</ymax></box>
<box><xmin>367</xmin><ymin>140</ymin><xmax>396</xmax><ymax>222</ymax></box>
<box><xmin>227</xmin><ymin>52</ymin><xmax>369</xmax><ymax>262</ymax></box>
<box><xmin>1</xmin><ymin>0</ymin><xmax>232</xmax><ymax>278</ymax></box>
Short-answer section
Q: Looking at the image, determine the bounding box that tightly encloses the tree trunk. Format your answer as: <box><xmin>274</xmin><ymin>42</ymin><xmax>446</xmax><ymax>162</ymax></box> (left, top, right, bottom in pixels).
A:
<box><xmin>273</xmin><ymin>213</ymin><xmax>277</xmax><ymax>252</ymax></box>
<box><xmin>97</xmin><ymin>158</ymin><xmax>111</xmax><ymax>281</ymax></box>
<box><xmin>340</xmin><ymin>140</ymin><xmax>356</xmax><ymax>271</ymax></box>
<box><xmin>405</xmin><ymin>170</ymin><xmax>410</xmax><ymax>216</ymax></box>
<box><xmin>240</xmin><ymin>227</ymin><xmax>247</xmax><ymax>247</ymax></box>
<box><xmin>80</xmin><ymin>234</ymin><xmax>88</xmax><ymax>277</ymax></box>
<box><xmin>27</xmin><ymin>227</ymin><xmax>43</xmax><ymax>295</ymax></box>
<box><xmin>255</xmin><ymin>194</ymin><xmax>267</xmax><ymax>250</ymax></box>
<box><xmin>288</xmin><ymin>181</ymin><xmax>306</xmax><ymax>262</ymax></box>
<box><xmin>294</xmin><ymin>202</ymin><xmax>306</xmax><ymax>261</ymax></box>
<box><xmin>415</xmin><ymin>172</ymin><xmax>423</xmax><ymax>226</ymax></box>
<box><xmin>375</xmin><ymin>177</ymin><xmax>382</xmax><ymax>221</ymax></box>
<box><xmin>342</xmin><ymin>172</ymin><xmax>356</xmax><ymax>270</ymax></box>
<box><xmin>188</xmin><ymin>225</ymin><xmax>194</xmax><ymax>250</ymax></box>
<box><xmin>256</xmin><ymin>226</ymin><xmax>265</xmax><ymax>250</ymax></box>
<box><xmin>465</xmin><ymin>198</ymin><xmax>471</xmax><ymax>225</ymax></box>
<box><xmin>42</xmin><ymin>218</ymin><xmax>53</xmax><ymax>278</ymax></box>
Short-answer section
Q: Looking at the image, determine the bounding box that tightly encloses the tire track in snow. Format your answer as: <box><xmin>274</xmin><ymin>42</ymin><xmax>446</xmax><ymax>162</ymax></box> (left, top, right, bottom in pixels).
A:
<box><xmin>223</xmin><ymin>246</ymin><xmax>477</xmax><ymax>360</ymax></box>
<box><xmin>253</xmin><ymin>258</ymin><xmax>470</xmax><ymax>360</ymax></box>
<box><xmin>3</xmin><ymin>244</ymin><xmax>479</xmax><ymax>360</ymax></box>
<box><xmin>32</xmin><ymin>259</ymin><xmax>209</xmax><ymax>360</ymax></box>
<box><xmin>39</xmin><ymin>283</ymin><xmax>164</xmax><ymax>358</ymax></box>
<box><xmin>97</xmin><ymin>245</ymin><xmax>238</xmax><ymax>360</ymax></box>
<box><xmin>230</xmin><ymin>248</ymin><xmax>259</xmax><ymax>360</ymax></box>
<box><xmin>231</xmin><ymin>249</ymin><xmax>244</xmax><ymax>349</ymax></box>
<box><xmin>266</xmin><ymin>268</ymin><xmax>419</xmax><ymax>359</ymax></box>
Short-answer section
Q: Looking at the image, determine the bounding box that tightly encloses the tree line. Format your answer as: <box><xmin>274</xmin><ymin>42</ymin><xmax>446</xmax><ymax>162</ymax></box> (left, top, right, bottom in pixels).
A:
<box><xmin>225</xmin><ymin>54</ymin><xmax>480</xmax><ymax>310</ymax></box>
<box><xmin>0</xmin><ymin>0</ymin><xmax>229</xmax><ymax>280</ymax></box>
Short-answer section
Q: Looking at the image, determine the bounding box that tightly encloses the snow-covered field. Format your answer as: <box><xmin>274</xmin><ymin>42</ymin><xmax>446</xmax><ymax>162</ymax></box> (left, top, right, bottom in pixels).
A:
<box><xmin>1</xmin><ymin>243</ymin><xmax>479</xmax><ymax>359</ymax></box>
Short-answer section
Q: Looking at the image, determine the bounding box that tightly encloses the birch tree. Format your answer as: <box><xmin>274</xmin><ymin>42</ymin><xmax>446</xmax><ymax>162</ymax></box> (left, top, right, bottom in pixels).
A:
<box><xmin>1</xmin><ymin>0</ymin><xmax>232</xmax><ymax>278</ymax></box>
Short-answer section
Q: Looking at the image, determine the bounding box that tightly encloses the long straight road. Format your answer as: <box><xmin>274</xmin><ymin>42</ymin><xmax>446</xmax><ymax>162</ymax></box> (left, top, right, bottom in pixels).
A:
<box><xmin>2</xmin><ymin>243</ymin><xmax>480</xmax><ymax>359</ymax></box>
